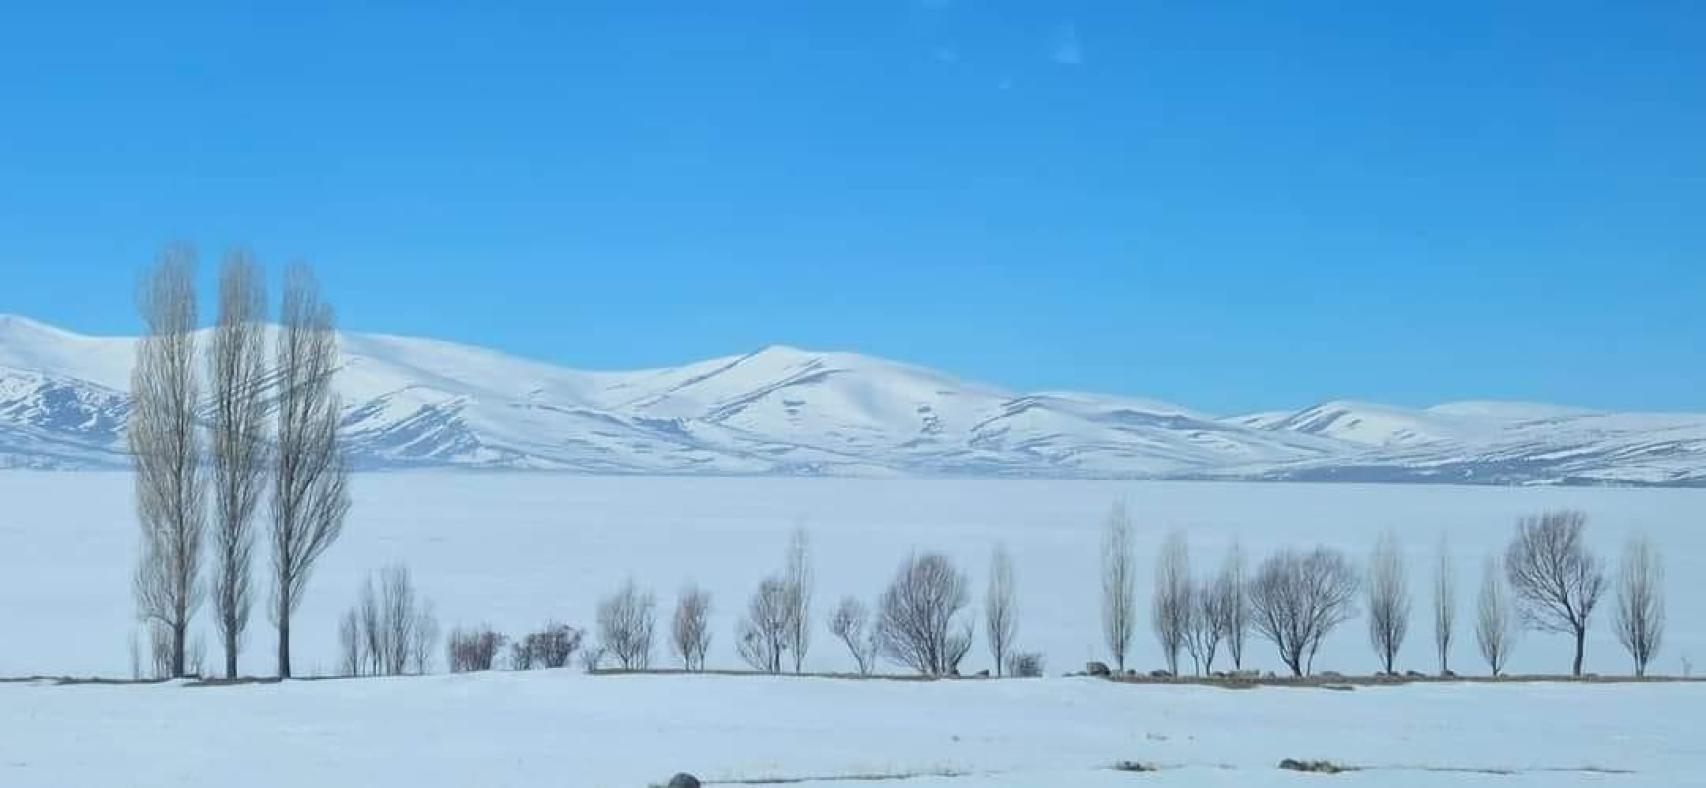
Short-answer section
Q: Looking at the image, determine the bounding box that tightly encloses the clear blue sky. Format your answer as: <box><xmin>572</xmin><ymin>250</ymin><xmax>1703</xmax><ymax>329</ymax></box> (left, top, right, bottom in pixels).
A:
<box><xmin>1</xmin><ymin>2</ymin><xmax>1702</xmax><ymax>414</ymax></box>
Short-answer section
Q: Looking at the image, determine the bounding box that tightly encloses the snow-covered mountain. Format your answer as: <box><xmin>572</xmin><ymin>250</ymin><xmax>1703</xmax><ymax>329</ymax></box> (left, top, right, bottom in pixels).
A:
<box><xmin>1</xmin><ymin>314</ymin><xmax>1701</xmax><ymax>485</ymax></box>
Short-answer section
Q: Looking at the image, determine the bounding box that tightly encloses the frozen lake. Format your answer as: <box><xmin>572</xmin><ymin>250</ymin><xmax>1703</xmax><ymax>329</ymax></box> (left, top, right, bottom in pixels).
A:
<box><xmin>0</xmin><ymin>472</ymin><xmax>1700</xmax><ymax>678</ymax></box>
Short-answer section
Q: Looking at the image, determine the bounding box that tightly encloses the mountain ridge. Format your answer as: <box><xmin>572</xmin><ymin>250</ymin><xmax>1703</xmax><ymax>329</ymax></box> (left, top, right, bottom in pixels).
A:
<box><xmin>1</xmin><ymin>315</ymin><xmax>1702</xmax><ymax>485</ymax></box>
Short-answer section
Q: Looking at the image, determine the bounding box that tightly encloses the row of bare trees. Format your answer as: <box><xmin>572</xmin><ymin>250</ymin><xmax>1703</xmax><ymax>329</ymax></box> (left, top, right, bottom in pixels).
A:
<box><xmin>574</xmin><ymin>528</ymin><xmax>1040</xmax><ymax>679</ymax></box>
<box><xmin>1103</xmin><ymin>504</ymin><xmax>1667</xmax><ymax>678</ymax></box>
<box><xmin>583</xmin><ymin>505</ymin><xmax>1665</xmax><ymax>680</ymax></box>
<box><xmin>131</xmin><ymin>248</ymin><xmax>348</xmax><ymax>679</ymax></box>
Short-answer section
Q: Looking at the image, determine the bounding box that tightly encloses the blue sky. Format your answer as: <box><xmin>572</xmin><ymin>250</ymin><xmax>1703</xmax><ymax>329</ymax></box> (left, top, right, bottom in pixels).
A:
<box><xmin>1</xmin><ymin>2</ymin><xmax>1702</xmax><ymax>414</ymax></box>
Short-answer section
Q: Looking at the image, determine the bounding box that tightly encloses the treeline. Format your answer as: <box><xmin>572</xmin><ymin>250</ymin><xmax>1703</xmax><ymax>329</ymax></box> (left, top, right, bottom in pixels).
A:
<box><xmin>375</xmin><ymin>506</ymin><xmax>1667</xmax><ymax>681</ymax></box>
<box><xmin>129</xmin><ymin>248</ymin><xmax>348</xmax><ymax>680</ymax></box>
<box><xmin>362</xmin><ymin>528</ymin><xmax>1044</xmax><ymax>679</ymax></box>
<box><xmin>1100</xmin><ymin>505</ymin><xmax>1665</xmax><ymax>679</ymax></box>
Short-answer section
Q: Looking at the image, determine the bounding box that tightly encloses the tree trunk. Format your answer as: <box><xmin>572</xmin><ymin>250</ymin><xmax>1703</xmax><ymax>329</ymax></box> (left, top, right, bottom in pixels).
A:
<box><xmin>1572</xmin><ymin>628</ymin><xmax>1585</xmax><ymax>677</ymax></box>
<box><xmin>172</xmin><ymin>620</ymin><xmax>187</xmax><ymax>678</ymax></box>
<box><xmin>277</xmin><ymin>589</ymin><xmax>293</xmax><ymax>679</ymax></box>
<box><xmin>225</xmin><ymin>632</ymin><xmax>238</xmax><ymax>679</ymax></box>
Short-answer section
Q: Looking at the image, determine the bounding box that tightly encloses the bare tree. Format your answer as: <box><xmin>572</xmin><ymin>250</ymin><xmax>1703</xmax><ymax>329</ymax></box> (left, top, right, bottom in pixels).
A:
<box><xmin>876</xmin><ymin>552</ymin><xmax>972</xmax><ymax>676</ymax></box>
<box><xmin>783</xmin><ymin>527</ymin><xmax>813</xmax><ymax>673</ymax></box>
<box><xmin>377</xmin><ymin>565</ymin><xmax>422</xmax><ymax>675</ymax></box>
<box><xmin>340</xmin><ymin>564</ymin><xmax>434</xmax><ymax>676</ymax></box>
<box><xmin>1614</xmin><ymin>534</ymin><xmax>1664</xmax><ymax>677</ymax></box>
<box><xmin>1248</xmin><ymin>547</ymin><xmax>1359</xmax><ymax>677</ymax></box>
<box><xmin>410</xmin><ymin>600</ymin><xmax>439</xmax><ymax>674</ymax></box>
<box><xmin>131</xmin><ymin>248</ymin><xmax>206</xmax><ymax>679</ymax></box>
<box><xmin>1366</xmin><ymin>531</ymin><xmax>1411</xmax><ymax>675</ymax></box>
<box><xmin>672</xmin><ymin>584</ymin><xmax>713</xmax><ymax>671</ymax></box>
<box><xmin>829</xmin><ymin>596</ymin><xmax>877</xmax><ymax>675</ymax></box>
<box><xmin>738</xmin><ymin>577</ymin><xmax>790</xmax><ymax>674</ymax></box>
<box><xmin>985</xmin><ymin>544</ymin><xmax>1017</xmax><ymax>676</ymax></box>
<box><xmin>1475</xmin><ymin>555</ymin><xmax>1517</xmax><ymax>676</ymax></box>
<box><xmin>597</xmin><ymin>578</ymin><xmax>656</xmax><ymax>670</ymax></box>
<box><xmin>1100</xmin><ymin>503</ymin><xmax>1137</xmax><ymax>671</ymax></box>
<box><xmin>1432</xmin><ymin>536</ymin><xmax>1456</xmax><ymax>676</ymax></box>
<box><xmin>337</xmin><ymin>608</ymin><xmax>360</xmax><ymax>677</ymax></box>
<box><xmin>1504</xmin><ymin>511</ymin><xmax>1605</xmax><ymax>676</ymax></box>
<box><xmin>1219</xmin><ymin>541</ymin><xmax>1249</xmax><ymax>671</ymax></box>
<box><xmin>269</xmin><ymin>264</ymin><xmax>350</xmax><ymax>679</ymax></box>
<box><xmin>1152</xmin><ymin>530</ymin><xmax>1191</xmax><ymax>675</ymax></box>
<box><xmin>1186</xmin><ymin>580</ymin><xmax>1226</xmax><ymax>675</ymax></box>
<box><xmin>206</xmin><ymin>252</ymin><xmax>268</xmax><ymax>680</ymax></box>
<box><xmin>146</xmin><ymin>621</ymin><xmax>174</xmax><ymax>679</ymax></box>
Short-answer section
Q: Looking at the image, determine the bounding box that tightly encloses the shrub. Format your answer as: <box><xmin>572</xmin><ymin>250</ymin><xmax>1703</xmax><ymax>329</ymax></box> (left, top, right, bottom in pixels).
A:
<box><xmin>511</xmin><ymin>622</ymin><xmax>583</xmax><ymax>670</ymax></box>
<box><xmin>1006</xmin><ymin>652</ymin><xmax>1045</xmax><ymax>678</ymax></box>
<box><xmin>447</xmin><ymin>626</ymin><xmax>506</xmax><ymax>673</ymax></box>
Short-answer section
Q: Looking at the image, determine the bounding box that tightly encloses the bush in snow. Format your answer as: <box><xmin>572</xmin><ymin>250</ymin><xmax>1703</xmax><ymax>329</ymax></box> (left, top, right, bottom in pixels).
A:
<box><xmin>1006</xmin><ymin>652</ymin><xmax>1045</xmax><ymax>678</ymax></box>
<box><xmin>447</xmin><ymin>626</ymin><xmax>506</xmax><ymax>673</ymax></box>
<box><xmin>511</xmin><ymin>622</ymin><xmax>583</xmax><ymax>670</ymax></box>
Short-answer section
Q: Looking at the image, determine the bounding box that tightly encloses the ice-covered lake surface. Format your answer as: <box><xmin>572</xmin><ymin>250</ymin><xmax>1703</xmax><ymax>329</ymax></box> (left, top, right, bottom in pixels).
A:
<box><xmin>1</xmin><ymin>473</ymin><xmax>1702</xmax><ymax>786</ymax></box>
<box><xmin>0</xmin><ymin>472</ymin><xmax>1701</xmax><ymax>678</ymax></box>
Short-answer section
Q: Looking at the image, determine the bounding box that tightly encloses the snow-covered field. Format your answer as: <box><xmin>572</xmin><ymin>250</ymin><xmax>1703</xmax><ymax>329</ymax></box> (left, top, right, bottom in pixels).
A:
<box><xmin>1</xmin><ymin>473</ymin><xmax>1702</xmax><ymax>786</ymax></box>
<box><xmin>1</xmin><ymin>673</ymin><xmax>1700</xmax><ymax>787</ymax></box>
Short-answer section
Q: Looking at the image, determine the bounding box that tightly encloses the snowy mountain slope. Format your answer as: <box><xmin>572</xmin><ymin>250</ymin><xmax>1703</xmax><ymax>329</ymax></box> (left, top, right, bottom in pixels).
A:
<box><xmin>1226</xmin><ymin>400</ymin><xmax>1706</xmax><ymax>485</ymax></box>
<box><xmin>0</xmin><ymin>314</ymin><xmax>1702</xmax><ymax>484</ymax></box>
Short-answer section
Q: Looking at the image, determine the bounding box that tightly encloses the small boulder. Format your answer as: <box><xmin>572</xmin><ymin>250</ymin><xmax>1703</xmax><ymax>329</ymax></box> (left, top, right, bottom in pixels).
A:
<box><xmin>1279</xmin><ymin>759</ymin><xmax>1350</xmax><ymax>774</ymax></box>
<box><xmin>667</xmin><ymin>774</ymin><xmax>701</xmax><ymax>788</ymax></box>
<box><xmin>1404</xmin><ymin>670</ymin><xmax>1426</xmax><ymax>678</ymax></box>
<box><xmin>1148</xmin><ymin>669</ymin><xmax>1173</xmax><ymax>678</ymax></box>
<box><xmin>1318</xmin><ymin>671</ymin><xmax>1344</xmax><ymax>678</ymax></box>
<box><xmin>974</xmin><ymin>669</ymin><xmax>990</xmax><ymax>678</ymax></box>
<box><xmin>1085</xmin><ymin>661</ymin><xmax>1112</xmax><ymax>677</ymax></box>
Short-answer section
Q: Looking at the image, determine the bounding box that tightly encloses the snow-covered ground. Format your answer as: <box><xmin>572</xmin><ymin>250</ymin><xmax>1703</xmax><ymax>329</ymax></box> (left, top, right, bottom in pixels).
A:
<box><xmin>1</xmin><ymin>473</ymin><xmax>1700</xmax><ymax>679</ymax></box>
<box><xmin>1</xmin><ymin>672</ymin><xmax>1699</xmax><ymax>787</ymax></box>
<box><xmin>1</xmin><ymin>473</ymin><xmax>1702</xmax><ymax>786</ymax></box>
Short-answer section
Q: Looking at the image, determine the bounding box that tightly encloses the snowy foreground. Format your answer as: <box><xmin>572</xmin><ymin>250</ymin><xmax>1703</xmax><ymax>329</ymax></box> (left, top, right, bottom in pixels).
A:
<box><xmin>3</xmin><ymin>672</ymin><xmax>1701</xmax><ymax>787</ymax></box>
